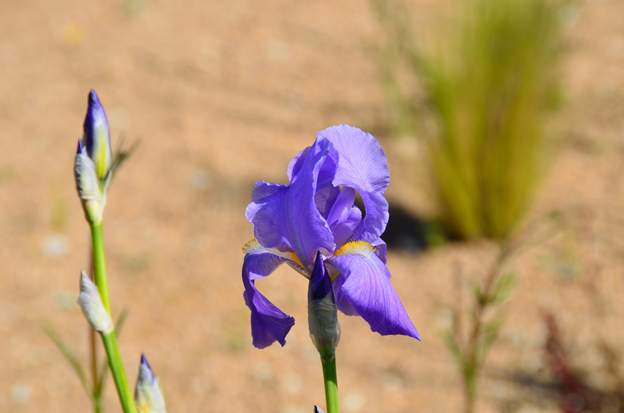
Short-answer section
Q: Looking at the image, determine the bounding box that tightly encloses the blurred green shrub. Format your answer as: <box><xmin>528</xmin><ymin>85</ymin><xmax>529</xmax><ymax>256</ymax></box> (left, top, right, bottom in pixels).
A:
<box><xmin>373</xmin><ymin>0</ymin><xmax>568</xmax><ymax>240</ymax></box>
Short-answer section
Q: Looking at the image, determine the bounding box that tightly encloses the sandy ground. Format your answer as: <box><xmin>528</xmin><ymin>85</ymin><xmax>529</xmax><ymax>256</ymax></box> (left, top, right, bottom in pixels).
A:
<box><xmin>0</xmin><ymin>0</ymin><xmax>623</xmax><ymax>412</ymax></box>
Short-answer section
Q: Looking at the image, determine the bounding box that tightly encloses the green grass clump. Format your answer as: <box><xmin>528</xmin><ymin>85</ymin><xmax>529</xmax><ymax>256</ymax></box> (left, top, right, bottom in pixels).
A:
<box><xmin>374</xmin><ymin>0</ymin><xmax>568</xmax><ymax>240</ymax></box>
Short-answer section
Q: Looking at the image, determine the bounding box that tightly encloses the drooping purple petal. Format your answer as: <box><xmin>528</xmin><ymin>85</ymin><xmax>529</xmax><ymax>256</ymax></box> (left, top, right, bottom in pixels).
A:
<box><xmin>242</xmin><ymin>245</ymin><xmax>296</xmax><ymax>348</ymax></box>
<box><xmin>328</xmin><ymin>242</ymin><xmax>420</xmax><ymax>340</ymax></box>
<box><xmin>246</xmin><ymin>140</ymin><xmax>336</xmax><ymax>269</ymax></box>
<box><xmin>317</xmin><ymin>125</ymin><xmax>390</xmax><ymax>243</ymax></box>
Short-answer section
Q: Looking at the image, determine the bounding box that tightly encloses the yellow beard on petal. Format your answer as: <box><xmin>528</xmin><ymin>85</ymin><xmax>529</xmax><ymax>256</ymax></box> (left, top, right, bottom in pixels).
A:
<box><xmin>334</xmin><ymin>240</ymin><xmax>375</xmax><ymax>257</ymax></box>
<box><xmin>243</xmin><ymin>238</ymin><xmax>307</xmax><ymax>276</ymax></box>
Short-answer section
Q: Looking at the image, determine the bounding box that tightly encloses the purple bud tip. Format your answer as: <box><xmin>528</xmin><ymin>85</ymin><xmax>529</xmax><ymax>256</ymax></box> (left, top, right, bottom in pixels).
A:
<box><xmin>83</xmin><ymin>89</ymin><xmax>110</xmax><ymax>159</ymax></box>
<box><xmin>314</xmin><ymin>406</ymin><xmax>325</xmax><ymax>413</ymax></box>
<box><xmin>309</xmin><ymin>253</ymin><xmax>331</xmax><ymax>301</ymax></box>
<box><xmin>76</xmin><ymin>140</ymin><xmax>83</xmax><ymax>154</ymax></box>
<box><xmin>88</xmin><ymin>89</ymin><xmax>100</xmax><ymax>106</ymax></box>
<box><xmin>138</xmin><ymin>353</ymin><xmax>156</xmax><ymax>384</ymax></box>
<box><xmin>140</xmin><ymin>353</ymin><xmax>152</xmax><ymax>370</ymax></box>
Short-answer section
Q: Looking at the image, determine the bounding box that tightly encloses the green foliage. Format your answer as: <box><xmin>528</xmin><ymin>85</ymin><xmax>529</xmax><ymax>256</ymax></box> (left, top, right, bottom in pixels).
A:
<box><xmin>43</xmin><ymin>324</ymin><xmax>90</xmax><ymax>394</ymax></box>
<box><xmin>43</xmin><ymin>310</ymin><xmax>128</xmax><ymax>410</ymax></box>
<box><xmin>373</xmin><ymin>0</ymin><xmax>568</xmax><ymax>240</ymax></box>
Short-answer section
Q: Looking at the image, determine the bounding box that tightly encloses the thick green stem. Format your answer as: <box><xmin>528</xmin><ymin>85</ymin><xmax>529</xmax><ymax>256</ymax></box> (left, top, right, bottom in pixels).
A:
<box><xmin>320</xmin><ymin>351</ymin><xmax>340</xmax><ymax>413</ymax></box>
<box><xmin>90</xmin><ymin>223</ymin><xmax>136</xmax><ymax>413</ymax></box>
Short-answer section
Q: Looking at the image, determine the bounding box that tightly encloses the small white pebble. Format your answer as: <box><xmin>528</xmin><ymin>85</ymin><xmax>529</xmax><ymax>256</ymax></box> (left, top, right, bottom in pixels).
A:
<box><xmin>11</xmin><ymin>384</ymin><xmax>31</xmax><ymax>404</ymax></box>
<box><xmin>344</xmin><ymin>392</ymin><xmax>366</xmax><ymax>412</ymax></box>
<box><xmin>42</xmin><ymin>234</ymin><xmax>68</xmax><ymax>257</ymax></box>
<box><xmin>53</xmin><ymin>291</ymin><xmax>75</xmax><ymax>310</ymax></box>
<box><xmin>252</xmin><ymin>362</ymin><xmax>273</xmax><ymax>382</ymax></box>
<box><xmin>282</xmin><ymin>373</ymin><xmax>303</xmax><ymax>394</ymax></box>
<box><xmin>191</xmin><ymin>169</ymin><xmax>211</xmax><ymax>190</ymax></box>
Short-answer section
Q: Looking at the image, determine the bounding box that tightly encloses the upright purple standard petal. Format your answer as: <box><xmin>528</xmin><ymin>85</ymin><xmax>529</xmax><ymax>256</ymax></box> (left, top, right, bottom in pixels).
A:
<box><xmin>328</xmin><ymin>242</ymin><xmax>420</xmax><ymax>340</ymax></box>
<box><xmin>317</xmin><ymin>125</ymin><xmax>390</xmax><ymax>243</ymax></box>
<box><xmin>246</xmin><ymin>140</ymin><xmax>336</xmax><ymax>269</ymax></box>
<box><xmin>325</xmin><ymin>188</ymin><xmax>362</xmax><ymax>246</ymax></box>
<box><xmin>242</xmin><ymin>247</ymin><xmax>296</xmax><ymax>348</ymax></box>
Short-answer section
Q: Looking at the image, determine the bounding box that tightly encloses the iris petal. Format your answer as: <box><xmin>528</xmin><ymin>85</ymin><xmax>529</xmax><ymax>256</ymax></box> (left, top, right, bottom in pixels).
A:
<box><xmin>328</xmin><ymin>242</ymin><xmax>420</xmax><ymax>340</ymax></box>
<box><xmin>246</xmin><ymin>140</ymin><xmax>336</xmax><ymax>269</ymax></box>
<box><xmin>316</xmin><ymin>125</ymin><xmax>390</xmax><ymax>243</ymax></box>
<box><xmin>242</xmin><ymin>243</ymin><xmax>296</xmax><ymax>348</ymax></box>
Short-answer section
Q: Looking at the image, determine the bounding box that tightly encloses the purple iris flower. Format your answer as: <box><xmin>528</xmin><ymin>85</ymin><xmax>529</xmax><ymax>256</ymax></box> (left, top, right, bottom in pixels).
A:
<box><xmin>243</xmin><ymin>125</ymin><xmax>420</xmax><ymax>349</ymax></box>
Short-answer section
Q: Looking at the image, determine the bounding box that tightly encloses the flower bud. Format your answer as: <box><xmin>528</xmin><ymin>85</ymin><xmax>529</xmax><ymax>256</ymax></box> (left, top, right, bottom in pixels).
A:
<box><xmin>78</xmin><ymin>271</ymin><xmax>113</xmax><ymax>334</ymax></box>
<box><xmin>74</xmin><ymin>141</ymin><xmax>106</xmax><ymax>223</ymax></box>
<box><xmin>83</xmin><ymin>89</ymin><xmax>112</xmax><ymax>181</ymax></box>
<box><xmin>314</xmin><ymin>406</ymin><xmax>325</xmax><ymax>413</ymax></box>
<box><xmin>308</xmin><ymin>254</ymin><xmax>340</xmax><ymax>356</ymax></box>
<box><xmin>135</xmin><ymin>354</ymin><xmax>167</xmax><ymax>413</ymax></box>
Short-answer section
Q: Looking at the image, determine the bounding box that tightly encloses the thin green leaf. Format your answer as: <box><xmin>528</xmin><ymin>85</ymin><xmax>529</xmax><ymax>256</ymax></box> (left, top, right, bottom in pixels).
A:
<box><xmin>472</xmin><ymin>283</ymin><xmax>488</xmax><ymax>307</ymax></box>
<box><xmin>491</xmin><ymin>272</ymin><xmax>516</xmax><ymax>305</ymax></box>
<box><xmin>444</xmin><ymin>332</ymin><xmax>465</xmax><ymax>369</ymax></box>
<box><xmin>42</xmin><ymin>323</ymin><xmax>91</xmax><ymax>396</ymax></box>
<box><xmin>109</xmin><ymin>138</ymin><xmax>140</xmax><ymax>180</ymax></box>
<box><xmin>477</xmin><ymin>317</ymin><xmax>505</xmax><ymax>367</ymax></box>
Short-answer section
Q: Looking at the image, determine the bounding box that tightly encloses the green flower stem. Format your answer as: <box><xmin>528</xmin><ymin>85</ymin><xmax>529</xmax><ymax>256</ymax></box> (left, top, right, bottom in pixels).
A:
<box><xmin>88</xmin><ymin>270</ymin><xmax>102</xmax><ymax>413</ymax></box>
<box><xmin>90</xmin><ymin>223</ymin><xmax>136</xmax><ymax>413</ymax></box>
<box><xmin>320</xmin><ymin>351</ymin><xmax>340</xmax><ymax>413</ymax></box>
<box><xmin>101</xmin><ymin>332</ymin><xmax>135</xmax><ymax>413</ymax></box>
<box><xmin>90</xmin><ymin>224</ymin><xmax>111</xmax><ymax>312</ymax></box>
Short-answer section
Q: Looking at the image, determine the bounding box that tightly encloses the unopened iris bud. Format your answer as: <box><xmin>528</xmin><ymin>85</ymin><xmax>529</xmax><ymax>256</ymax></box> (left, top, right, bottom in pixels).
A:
<box><xmin>135</xmin><ymin>354</ymin><xmax>167</xmax><ymax>413</ymax></box>
<box><xmin>83</xmin><ymin>89</ymin><xmax>112</xmax><ymax>181</ymax></box>
<box><xmin>74</xmin><ymin>90</ymin><xmax>113</xmax><ymax>224</ymax></box>
<box><xmin>78</xmin><ymin>271</ymin><xmax>113</xmax><ymax>334</ymax></box>
<box><xmin>308</xmin><ymin>253</ymin><xmax>340</xmax><ymax>356</ymax></box>
<box><xmin>314</xmin><ymin>406</ymin><xmax>325</xmax><ymax>413</ymax></box>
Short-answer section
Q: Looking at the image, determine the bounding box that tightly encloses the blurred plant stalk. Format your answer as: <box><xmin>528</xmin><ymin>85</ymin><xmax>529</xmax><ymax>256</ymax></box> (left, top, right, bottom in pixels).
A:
<box><xmin>448</xmin><ymin>208</ymin><xmax>563</xmax><ymax>412</ymax></box>
<box><xmin>450</xmin><ymin>241</ymin><xmax>515</xmax><ymax>413</ymax></box>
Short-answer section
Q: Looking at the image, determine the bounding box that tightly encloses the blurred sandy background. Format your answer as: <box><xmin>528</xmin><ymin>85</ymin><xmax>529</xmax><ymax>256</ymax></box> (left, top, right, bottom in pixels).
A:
<box><xmin>1</xmin><ymin>0</ymin><xmax>623</xmax><ymax>412</ymax></box>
